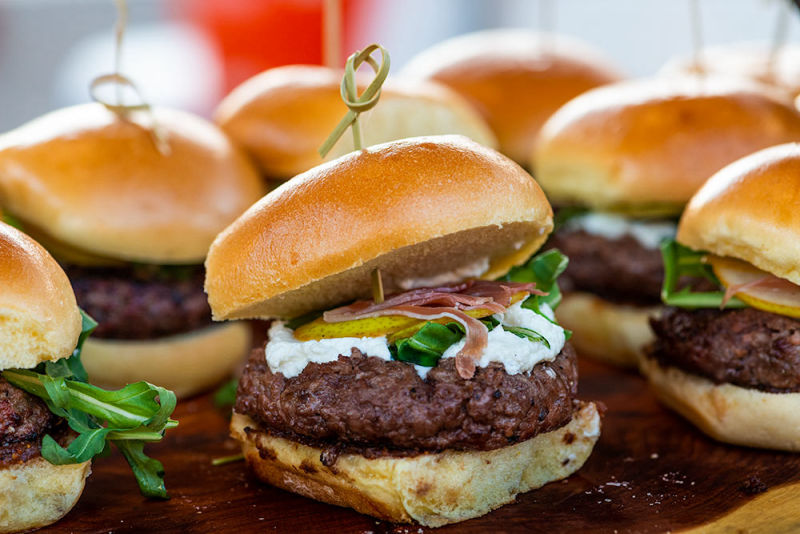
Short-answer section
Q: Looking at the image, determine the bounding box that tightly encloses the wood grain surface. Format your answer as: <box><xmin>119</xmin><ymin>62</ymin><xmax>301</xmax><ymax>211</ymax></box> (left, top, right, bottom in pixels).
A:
<box><xmin>45</xmin><ymin>354</ymin><xmax>800</xmax><ymax>533</ymax></box>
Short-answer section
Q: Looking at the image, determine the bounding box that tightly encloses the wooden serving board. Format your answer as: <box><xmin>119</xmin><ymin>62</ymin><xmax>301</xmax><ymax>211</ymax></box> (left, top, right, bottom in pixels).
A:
<box><xmin>47</xmin><ymin>354</ymin><xmax>800</xmax><ymax>533</ymax></box>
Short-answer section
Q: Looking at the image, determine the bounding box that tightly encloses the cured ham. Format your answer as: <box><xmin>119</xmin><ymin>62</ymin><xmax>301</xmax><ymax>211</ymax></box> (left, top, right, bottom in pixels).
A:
<box><xmin>711</xmin><ymin>255</ymin><xmax>800</xmax><ymax>318</ymax></box>
<box><xmin>721</xmin><ymin>275</ymin><xmax>800</xmax><ymax>307</ymax></box>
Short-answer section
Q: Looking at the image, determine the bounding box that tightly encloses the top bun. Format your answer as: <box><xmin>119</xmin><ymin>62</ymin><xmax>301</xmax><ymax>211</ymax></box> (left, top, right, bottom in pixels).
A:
<box><xmin>678</xmin><ymin>143</ymin><xmax>800</xmax><ymax>286</ymax></box>
<box><xmin>0</xmin><ymin>103</ymin><xmax>264</xmax><ymax>264</ymax></box>
<box><xmin>534</xmin><ymin>76</ymin><xmax>800</xmax><ymax>214</ymax></box>
<box><xmin>214</xmin><ymin>65</ymin><xmax>497</xmax><ymax>179</ymax></box>
<box><xmin>0</xmin><ymin>221</ymin><xmax>81</xmax><ymax>371</ymax></box>
<box><xmin>205</xmin><ymin>136</ymin><xmax>552</xmax><ymax>320</ymax></box>
<box><xmin>402</xmin><ymin>29</ymin><xmax>623</xmax><ymax>165</ymax></box>
<box><xmin>661</xmin><ymin>43</ymin><xmax>800</xmax><ymax>98</ymax></box>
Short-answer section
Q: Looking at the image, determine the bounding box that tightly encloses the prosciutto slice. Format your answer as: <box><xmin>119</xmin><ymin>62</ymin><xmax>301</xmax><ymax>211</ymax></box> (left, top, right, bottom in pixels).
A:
<box><xmin>322</xmin><ymin>280</ymin><xmax>547</xmax><ymax>379</ymax></box>
<box><xmin>721</xmin><ymin>275</ymin><xmax>800</xmax><ymax>308</ymax></box>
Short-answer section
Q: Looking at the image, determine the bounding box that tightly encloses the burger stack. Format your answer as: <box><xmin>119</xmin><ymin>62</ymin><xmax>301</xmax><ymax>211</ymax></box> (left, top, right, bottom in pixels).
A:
<box><xmin>641</xmin><ymin>143</ymin><xmax>800</xmax><ymax>451</ymax></box>
<box><xmin>205</xmin><ymin>136</ymin><xmax>601</xmax><ymax>526</ymax></box>
<box><xmin>1</xmin><ymin>13</ymin><xmax>800</xmax><ymax>530</ymax></box>
<box><xmin>0</xmin><ymin>104</ymin><xmax>265</xmax><ymax>397</ymax></box>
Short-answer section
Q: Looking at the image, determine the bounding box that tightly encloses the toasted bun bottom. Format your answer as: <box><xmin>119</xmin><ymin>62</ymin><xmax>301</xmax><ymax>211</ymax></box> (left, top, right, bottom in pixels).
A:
<box><xmin>555</xmin><ymin>292</ymin><xmax>658</xmax><ymax>367</ymax></box>
<box><xmin>639</xmin><ymin>357</ymin><xmax>800</xmax><ymax>451</ymax></box>
<box><xmin>0</xmin><ymin>457</ymin><xmax>90</xmax><ymax>533</ymax></box>
<box><xmin>81</xmin><ymin>322</ymin><xmax>251</xmax><ymax>398</ymax></box>
<box><xmin>231</xmin><ymin>401</ymin><xmax>600</xmax><ymax>527</ymax></box>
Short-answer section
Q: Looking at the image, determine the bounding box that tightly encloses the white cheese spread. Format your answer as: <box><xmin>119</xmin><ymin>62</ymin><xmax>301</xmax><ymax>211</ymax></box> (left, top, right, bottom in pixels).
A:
<box><xmin>265</xmin><ymin>301</ymin><xmax>565</xmax><ymax>379</ymax></box>
<box><xmin>438</xmin><ymin>301</ymin><xmax>565</xmax><ymax>377</ymax></box>
<box><xmin>264</xmin><ymin>323</ymin><xmax>393</xmax><ymax>378</ymax></box>
<box><xmin>564</xmin><ymin>212</ymin><xmax>676</xmax><ymax>249</ymax></box>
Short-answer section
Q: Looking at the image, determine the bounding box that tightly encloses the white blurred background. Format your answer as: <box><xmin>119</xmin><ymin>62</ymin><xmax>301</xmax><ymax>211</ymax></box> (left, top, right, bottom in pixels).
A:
<box><xmin>0</xmin><ymin>0</ymin><xmax>798</xmax><ymax>130</ymax></box>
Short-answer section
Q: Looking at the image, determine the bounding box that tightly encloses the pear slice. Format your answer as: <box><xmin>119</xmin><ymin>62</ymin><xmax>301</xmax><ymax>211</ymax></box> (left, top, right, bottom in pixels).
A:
<box><xmin>294</xmin><ymin>315</ymin><xmax>420</xmax><ymax>341</ymax></box>
<box><xmin>709</xmin><ymin>256</ymin><xmax>800</xmax><ymax>319</ymax></box>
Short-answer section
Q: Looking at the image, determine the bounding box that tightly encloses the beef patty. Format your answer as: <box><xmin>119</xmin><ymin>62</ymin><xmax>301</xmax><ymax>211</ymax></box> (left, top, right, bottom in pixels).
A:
<box><xmin>546</xmin><ymin>229</ymin><xmax>664</xmax><ymax>305</ymax></box>
<box><xmin>649</xmin><ymin>307</ymin><xmax>800</xmax><ymax>392</ymax></box>
<box><xmin>64</xmin><ymin>264</ymin><xmax>213</xmax><ymax>340</ymax></box>
<box><xmin>0</xmin><ymin>378</ymin><xmax>62</xmax><ymax>467</ymax></box>
<box><xmin>235</xmin><ymin>343</ymin><xmax>578</xmax><ymax>456</ymax></box>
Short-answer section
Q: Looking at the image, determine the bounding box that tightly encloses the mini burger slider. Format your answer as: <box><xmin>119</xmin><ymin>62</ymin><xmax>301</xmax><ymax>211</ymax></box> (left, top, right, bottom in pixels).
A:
<box><xmin>0</xmin><ymin>222</ymin><xmax>90</xmax><ymax>532</ymax></box>
<box><xmin>205</xmin><ymin>136</ymin><xmax>601</xmax><ymax>527</ymax></box>
<box><xmin>641</xmin><ymin>143</ymin><xmax>800</xmax><ymax>451</ymax></box>
<box><xmin>0</xmin><ymin>221</ymin><xmax>176</xmax><ymax>531</ymax></box>
<box><xmin>0</xmin><ymin>104</ymin><xmax>265</xmax><ymax>397</ymax></box>
<box><xmin>215</xmin><ymin>65</ymin><xmax>497</xmax><ymax>182</ymax></box>
<box><xmin>534</xmin><ymin>76</ymin><xmax>800</xmax><ymax>366</ymax></box>
<box><xmin>402</xmin><ymin>29</ymin><xmax>623</xmax><ymax>166</ymax></box>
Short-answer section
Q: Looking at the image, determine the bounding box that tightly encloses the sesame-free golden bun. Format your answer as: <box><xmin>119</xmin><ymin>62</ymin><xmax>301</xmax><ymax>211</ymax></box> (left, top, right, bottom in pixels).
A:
<box><xmin>0</xmin><ymin>221</ymin><xmax>81</xmax><ymax>371</ymax></box>
<box><xmin>402</xmin><ymin>29</ymin><xmax>623</xmax><ymax>165</ymax></box>
<box><xmin>678</xmin><ymin>143</ymin><xmax>800</xmax><ymax>286</ymax></box>
<box><xmin>205</xmin><ymin>136</ymin><xmax>553</xmax><ymax>320</ymax></box>
<box><xmin>80</xmin><ymin>322</ymin><xmax>251</xmax><ymax>399</ymax></box>
<box><xmin>214</xmin><ymin>65</ymin><xmax>497</xmax><ymax>180</ymax></box>
<box><xmin>639</xmin><ymin>357</ymin><xmax>800</xmax><ymax>451</ymax></box>
<box><xmin>534</xmin><ymin>76</ymin><xmax>800</xmax><ymax>214</ymax></box>
<box><xmin>231</xmin><ymin>401</ymin><xmax>600</xmax><ymax>527</ymax></box>
<box><xmin>0</xmin><ymin>103</ymin><xmax>265</xmax><ymax>264</ymax></box>
<box><xmin>0</xmin><ymin>456</ymin><xmax>91</xmax><ymax>533</ymax></box>
<box><xmin>661</xmin><ymin>43</ymin><xmax>800</xmax><ymax>98</ymax></box>
<box><xmin>556</xmin><ymin>292</ymin><xmax>658</xmax><ymax>368</ymax></box>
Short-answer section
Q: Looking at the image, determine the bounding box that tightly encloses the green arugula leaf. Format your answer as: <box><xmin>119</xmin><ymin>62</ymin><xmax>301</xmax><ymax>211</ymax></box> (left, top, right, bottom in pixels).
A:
<box><xmin>660</xmin><ymin>239</ymin><xmax>747</xmax><ymax>309</ymax></box>
<box><xmin>1</xmin><ymin>309</ymin><xmax>177</xmax><ymax>499</ymax></box>
<box><xmin>392</xmin><ymin>322</ymin><xmax>462</xmax><ymax>367</ymax></box>
<box><xmin>41</xmin><ymin>375</ymin><xmax>71</xmax><ymax>409</ymax></box>
<box><xmin>502</xmin><ymin>249</ymin><xmax>575</xmax><ymax>342</ymax></box>
<box><xmin>211</xmin><ymin>453</ymin><xmax>245</xmax><ymax>466</ymax></box>
<box><xmin>6</xmin><ymin>372</ymin><xmax>170</xmax><ymax>429</ymax></box>
<box><xmin>479</xmin><ymin>316</ymin><xmax>499</xmax><ymax>331</ymax></box>
<box><xmin>213</xmin><ymin>378</ymin><xmax>239</xmax><ymax>409</ymax></box>
<box><xmin>116</xmin><ymin>441</ymin><xmax>169</xmax><ymax>499</ymax></box>
<box><xmin>504</xmin><ymin>326</ymin><xmax>550</xmax><ymax>348</ymax></box>
<box><xmin>44</xmin><ymin>310</ymin><xmax>95</xmax><ymax>382</ymax></box>
<box><xmin>504</xmin><ymin>249</ymin><xmax>568</xmax><ymax>309</ymax></box>
<box><xmin>41</xmin><ymin>428</ymin><xmax>110</xmax><ymax>464</ymax></box>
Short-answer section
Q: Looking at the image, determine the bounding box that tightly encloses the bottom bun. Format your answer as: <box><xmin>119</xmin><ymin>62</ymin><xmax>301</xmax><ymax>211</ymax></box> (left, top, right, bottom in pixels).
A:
<box><xmin>231</xmin><ymin>401</ymin><xmax>600</xmax><ymax>527</ymax></box>
<box><xmin>639</xmin><ymin>357</ymin><xmax>800</xmax><ymax>451</ymax></box>
<box><xmin>0</xmin><ymin>457</ymin><xmax>90</xmax><ymax>533</ymax></box>
<box><xmin>81</xmin><ymin>322</ymin><xmax>251</xmax><ymax>398</ymax></box>
<box><xmin>556</xmin><ymin>292</ymin><xmax>659</xmax><ymax>367</ymax></box>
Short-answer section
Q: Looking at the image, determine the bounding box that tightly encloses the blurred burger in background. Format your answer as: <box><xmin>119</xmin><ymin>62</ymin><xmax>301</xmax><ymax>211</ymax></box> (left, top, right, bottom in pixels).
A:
<box><xmin>661</xmin><ymin>43</ymin><xmax>800</xmax><ymax>99</ymax></box>
<box><xmin>215</xmin><ymin>65</ymin><xmax>497</xmax><ymax>183</ymax></box>
<box><xmin>534</xmin><ymin>76</ymin><xmax>800</xmax><ymax>367</ymax></box>
<box><xmin>401</xmin><ymin>28</ymin><xmax>624</xmax><ymax>166</ymax></box>
<box><xmin>0</xmin><ymin>103</ymin><xmax>265</xmax><ymax>397</ymax></box>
